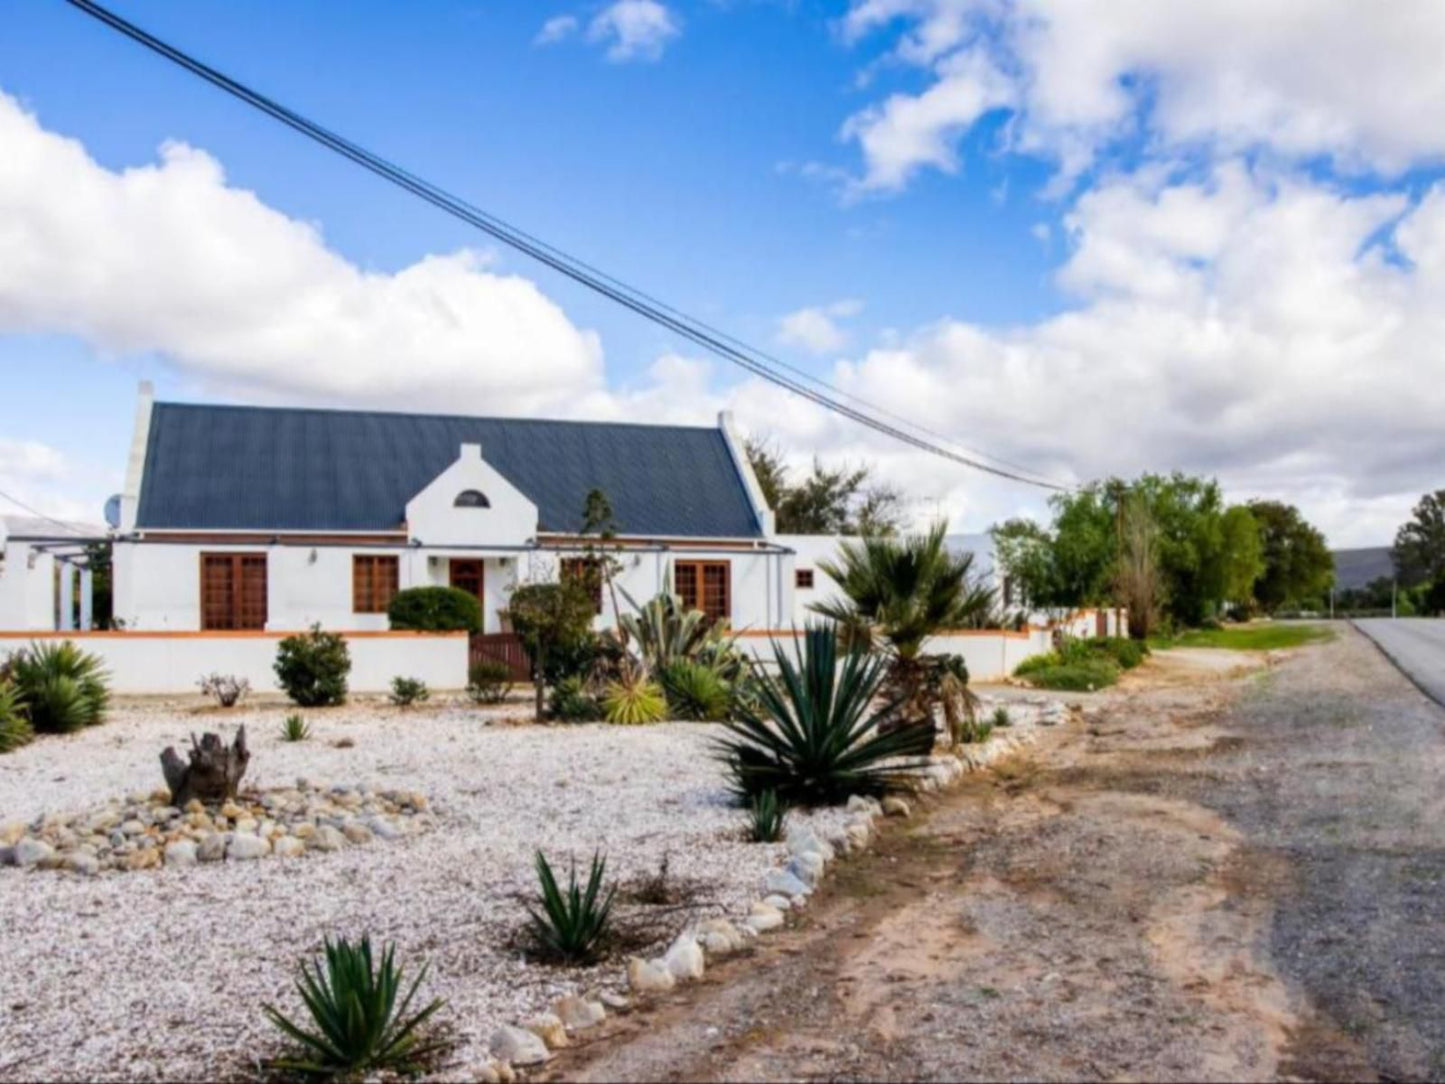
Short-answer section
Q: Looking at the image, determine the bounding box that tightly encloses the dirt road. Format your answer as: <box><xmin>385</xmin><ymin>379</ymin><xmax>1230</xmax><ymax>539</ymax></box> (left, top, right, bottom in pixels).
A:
<box><xmin>545</xmin><ymin>626</ymin><xmax>1445</xmax><ymax>1082</ymax></box>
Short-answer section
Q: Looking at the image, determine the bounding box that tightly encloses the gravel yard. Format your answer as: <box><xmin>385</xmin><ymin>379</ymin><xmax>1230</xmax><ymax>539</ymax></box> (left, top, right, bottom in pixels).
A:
<box><xmin>0</xmin><ymin>696</ymin><xmax>852</xmax><ymax>1081</ymax></box>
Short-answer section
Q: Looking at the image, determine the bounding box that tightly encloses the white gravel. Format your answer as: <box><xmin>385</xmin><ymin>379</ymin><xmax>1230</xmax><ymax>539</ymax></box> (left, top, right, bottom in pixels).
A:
<box><xmin>0</xmin><ymin>696</ymin><xmax>848</xmax><ymax>1081</ymax></box>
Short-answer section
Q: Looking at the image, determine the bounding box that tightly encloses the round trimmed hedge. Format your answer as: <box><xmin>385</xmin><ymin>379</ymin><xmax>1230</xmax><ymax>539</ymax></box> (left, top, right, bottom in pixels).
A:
<box><xmin>387</xmin><ymin>586</ymin><xmax>483</xmax><ymax>633</ymax></box>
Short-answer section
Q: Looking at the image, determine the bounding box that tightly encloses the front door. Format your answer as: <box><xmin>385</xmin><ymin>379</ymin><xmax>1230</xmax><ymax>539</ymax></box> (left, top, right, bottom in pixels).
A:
<box><xmin>449</xmin><ymin>558</ymin><xmax>485</xmax><ymax>612</ymax></box>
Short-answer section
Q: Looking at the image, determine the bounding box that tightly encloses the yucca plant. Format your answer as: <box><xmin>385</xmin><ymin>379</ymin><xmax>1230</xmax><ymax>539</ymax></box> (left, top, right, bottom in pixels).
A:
<box><xmin>602</xmin><ymin>670</ymin><xmax>667</xmax><ymax>725</ymax></box>
<box><xmin>746</xmin><ymin>789</ymin><xmax>787</xmax><ymax>843</ymax></box>
<box><xmin>263</xmin><ymin>935</ymin><xmax>447</xmax><ymax>1077</ymax></box>
<box><xmin>527</xmin><ymin>849</ymin><xmax>616</xmax><ymax>964</ymax></box>
<box><xmin>716</xmin><ymin>624</ymin><xmax>935</xmax><ymax>805</ymax></box>
<box><xmin>660</xmin><ymin>660</ymin><xmax>731</xmax><ymax>722</ymax></box>
<box><xmin>991</xmin><ymin>706</ymin><xmax>1012</xmax><ymax>729</ymax></box>
<box><xmin>0</xmin><ymin>684</ymin><xmax>33</xmax><ymax>754</ymax></box>
<box><xmin>5</xmin><ymin>641</ymin><xmax>110</xmax><ymax>733</ymax></box>
<box><xmin>280</xmin><ymin>714</ymin><xmax>312</xmax><ymax>742</ymax></box>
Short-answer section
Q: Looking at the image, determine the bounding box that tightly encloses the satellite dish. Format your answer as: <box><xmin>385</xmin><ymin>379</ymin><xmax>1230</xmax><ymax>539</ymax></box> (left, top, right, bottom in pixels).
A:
<box><xmin>103</xmin><ymin>495</ymin><xmax>122</xmax><ymax>530</ymax></box>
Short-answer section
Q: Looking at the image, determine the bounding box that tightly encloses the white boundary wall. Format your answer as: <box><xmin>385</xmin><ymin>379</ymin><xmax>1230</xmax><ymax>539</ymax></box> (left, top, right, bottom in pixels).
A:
<box><xmin>0</xmin><ymin>632</ymin><xmax>468</xmax><ymax>696</ymax></box>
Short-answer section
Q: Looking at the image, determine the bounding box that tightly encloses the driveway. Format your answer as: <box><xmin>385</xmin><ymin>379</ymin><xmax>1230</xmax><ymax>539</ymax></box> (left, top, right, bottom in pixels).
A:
<box><xmin>1354</xmin><ymin>618</ymin><xmax>1445</xmax><ymax>706</ymax></box>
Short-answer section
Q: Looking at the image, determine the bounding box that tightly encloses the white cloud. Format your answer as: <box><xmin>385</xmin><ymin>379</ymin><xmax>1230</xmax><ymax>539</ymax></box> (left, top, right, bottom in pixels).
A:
<box><xmin>776</xmin><ymin>299</ymin><xmax>864</xmax><ymax>355</ymax></box>
<box><xmin>0</xmin><ymin>92</ymin><xmax>604</xmax><ymax>417</ymax></box>
<box><xmin>587</xmin><ymin>1</ymin><xmax>680</xmax><ymax>63</ymax></box>
<box><xmin>0</xmin><ymin>439</ymin><xmax>101</xmax><ymax>525</ymax></box>
<box><xmin>840</xmin><ymin>0</ymin><xmax>1445</xmax><ymax>192</ymax></box>
<box><xmin>534</xmin><ymin>14</ymin><xmax>580</xmax><ymax>46</ymax></box>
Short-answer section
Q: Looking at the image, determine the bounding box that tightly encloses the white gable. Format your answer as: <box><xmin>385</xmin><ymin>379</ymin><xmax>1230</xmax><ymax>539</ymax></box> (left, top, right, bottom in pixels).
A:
<box><xmin>404</xmin><ymin>444</ymin><xmax>538</xmax><ymax>547</ymax></box>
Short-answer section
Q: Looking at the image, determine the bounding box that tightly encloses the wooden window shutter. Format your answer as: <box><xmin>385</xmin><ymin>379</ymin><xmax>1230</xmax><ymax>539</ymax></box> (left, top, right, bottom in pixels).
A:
<box><xmin>674</xmin><ymin>560</ymin><xmax>729</xmax><ymax>624</ymax></box>
<box><xmin>200</xmin><ymin>553</ymin><xmax>268</xmax><ymax>630</ymax></box>
<box><xmin>353</xmin><ymin>555</ymin><xmax>399</xmax><ymax>613</ymax></box>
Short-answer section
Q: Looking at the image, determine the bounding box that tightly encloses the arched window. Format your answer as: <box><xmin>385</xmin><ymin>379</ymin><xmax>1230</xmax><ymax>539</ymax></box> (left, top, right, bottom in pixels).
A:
<box><xmin>454</xmin><ymin>489</ymin><xmax>491</xmax><ymax>509</ymax></box>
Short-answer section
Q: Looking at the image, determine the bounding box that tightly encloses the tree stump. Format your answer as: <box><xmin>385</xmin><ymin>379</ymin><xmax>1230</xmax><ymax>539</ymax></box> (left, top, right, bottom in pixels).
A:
<box><xmin>160</xmin><ymin>727</ymin><xmax>250</xmax><ymax>806</ymax></box>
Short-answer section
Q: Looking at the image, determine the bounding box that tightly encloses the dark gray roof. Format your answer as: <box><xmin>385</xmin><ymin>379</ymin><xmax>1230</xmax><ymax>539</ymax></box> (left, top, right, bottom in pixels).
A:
<box><xmin>1332</xmin><ymin>546</ymin><xmax>1394</xmax><ymax>591</ymax></box>
<box><xmin>136</xmin><ymin>402</ymin><xmax>764</xmax><ymax>538</ymax></box>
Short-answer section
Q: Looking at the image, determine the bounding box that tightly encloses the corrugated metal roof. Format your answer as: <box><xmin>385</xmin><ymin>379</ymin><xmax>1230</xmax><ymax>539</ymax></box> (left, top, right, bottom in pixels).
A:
<box><xmin>135</xmin><ymin>402</ymin><xmax>764</xmax><ymax>538</ymax></box>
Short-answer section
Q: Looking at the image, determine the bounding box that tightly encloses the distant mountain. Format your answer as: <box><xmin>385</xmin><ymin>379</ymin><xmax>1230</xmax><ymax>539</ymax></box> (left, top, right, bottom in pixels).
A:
<box><xmin>1332</xmin><ymin>547</ymin><xmax>1394</xmax><ymax>591</ymax></box>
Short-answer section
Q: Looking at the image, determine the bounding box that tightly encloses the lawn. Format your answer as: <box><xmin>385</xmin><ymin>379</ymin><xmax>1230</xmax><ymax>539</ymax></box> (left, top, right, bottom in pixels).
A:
<box><xmin>1151</xmin><ymin>623</ymin><xmax>1335</xmax><ymax>651</ymax></box>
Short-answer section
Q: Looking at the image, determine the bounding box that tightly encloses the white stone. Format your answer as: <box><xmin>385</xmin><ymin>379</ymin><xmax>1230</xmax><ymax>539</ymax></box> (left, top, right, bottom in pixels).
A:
<box><xmin>164</xmin><ymin>840</ymin><xmax>197</xmax><ymax>867</ymax></box>
<box><xmin>744</xmin><ymin>908</ymin><xmax>785</xmax><ymax>933</ymax></box>
<box><xmin>599</xmin><ymin>991</ymin><xmax>632</xmax><ymax>1013</ymax></box>
<box><xmin>787</xmin><ymin>852</ymin><xmax>826</xmax><ymax>888</ymax></box>
<box><xmin>13</xmin><ymin>838</ymin><xmax>54</xmax><ymax>869</ymax></box>
<box><xmin>882</xmin><ymin>796</ymin><xmax>912</xmax><ymax>818</ymax></box>
<box><xmin>272</xmin><ymin>836</ymin><xmax>305</xmax><ymax>859</ymax></box>
<box><xmin>308</xmin><ymin>825</ymin><xmax>348</xmax><ymax>852</ymax></box>
<box><xmin>524</xmin><ymin>1011</ymin><xmax>569</xmax><ymax>1050</ymax></box>
<box><xmin>197</xmin><ymin>833</ymin><xmax>227</xmax><ymax>862</ymax></box>
<box><xmin>64</xmin><ymin>852</ymin><xmax>100</xmax><ymax>876</ymax></box>
<box><xmin>226</xmin><ymin>833</ymin><xmax>270</xmax><ymax>861</ymax></box>
<box><xmin>696</xmin><ymin>918</ymin><xmax>745</xmax><ymax>957</ymax></box>
<box><xmin>763</xmin><ymin>868</ymin><xmax>811</xmax><ymax>898</ymax></box>
<box><xmin>787</xmin><ymin>829</ymin><xmax>835</xmax><ymax>863</ymax></box>
<box><xmin>0</xmin><ymin>820</ymin><xmax>26</xmax><ymax>846</ymax></box>
<box><xmin>662</xmin><ymin>934</ymin><xmax>705</xmax><ymax>982</ymax></box>
<box><xmin>490</xmin><ymin>1024</ymin><xmax>550</xmax><ymax>1066</ymax></box>
<box><xmin>554</xmin><ymin>995</ymin><xmax>606</xmax><ymax>1032</ymax></box>
<box><xmin>845</xmin><ymin>794</ymin><xmax>878</xmax><ymax>815</ymax></box>
<box><xmin>626</xmin><ymin>957</ymin><xmax>676</xmax><ymax>994</ymax></box>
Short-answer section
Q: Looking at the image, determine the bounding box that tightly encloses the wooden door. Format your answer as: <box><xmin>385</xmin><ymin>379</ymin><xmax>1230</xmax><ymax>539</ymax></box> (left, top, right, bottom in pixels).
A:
<box><xmin>449</xmin><ymin>559</ymin><xmax>485</xmax><ymax>605</ymax></box>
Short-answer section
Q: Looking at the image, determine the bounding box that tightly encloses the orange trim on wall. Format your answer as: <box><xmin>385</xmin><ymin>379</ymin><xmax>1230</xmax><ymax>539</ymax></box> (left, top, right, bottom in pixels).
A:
<box><xmin>0</xmin><ymin>630</ymin><xmax>467</xmax><ymax>640</ymax></box>
<box><xmin>734</xmin><ymin>627</ymin><xmax>1035</xmax><ymax>640</ymax></box>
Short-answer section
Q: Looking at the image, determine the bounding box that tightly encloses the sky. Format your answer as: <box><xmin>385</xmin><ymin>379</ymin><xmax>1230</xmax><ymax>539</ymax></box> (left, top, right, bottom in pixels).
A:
<box><xmin>3</xmin><ymin>0</ymin><xmax>1445</xmax><ymax>547</ymax></box>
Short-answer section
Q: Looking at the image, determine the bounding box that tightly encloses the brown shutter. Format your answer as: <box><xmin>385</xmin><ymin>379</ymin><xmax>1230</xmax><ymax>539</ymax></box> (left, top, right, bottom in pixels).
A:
<box><xmin>674</xmin><ymin>560</ymin><xmax>729</xmax><ymax>624</ymax></box>
<box><xmin>200</xmin><ymin>553</ymin><xmax>268</xmax><ymax>630</ymax></box>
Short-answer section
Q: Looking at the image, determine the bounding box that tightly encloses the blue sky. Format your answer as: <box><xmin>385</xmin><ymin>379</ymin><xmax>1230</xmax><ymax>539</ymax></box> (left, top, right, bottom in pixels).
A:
<box><xmin>3</xmin><ymin>0</ymin><xmax>1445</xmax><ymax>545</ymax></box>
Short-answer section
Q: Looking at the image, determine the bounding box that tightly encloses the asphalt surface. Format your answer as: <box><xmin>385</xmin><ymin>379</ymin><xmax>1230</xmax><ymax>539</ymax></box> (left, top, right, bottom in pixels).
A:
<box><xmin>1354</xmin><ymin>618</ymin><xmax>1445</xmax><ymax>706</ymax></box>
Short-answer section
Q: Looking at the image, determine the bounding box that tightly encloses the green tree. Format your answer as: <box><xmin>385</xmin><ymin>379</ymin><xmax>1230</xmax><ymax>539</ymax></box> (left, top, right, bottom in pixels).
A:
<box><xmin>1113</xmin><ymin>490</ymin><xmax>1160</xmax><ymax>640</ymax></box>
<box><xmin>1249</xmin><ymin>500</ymin><xmax>1335</xmax><ymax>612</ymax></box>
<box><xmin>1392</xmin><ymin>489</ymin><xmax>1445</xmax><ymax>587</ymax></box>
<box><xmin>508</xmin><ymin>581</ymin><xmax>598</xmax><ymax>721</ymax></box>
<box><xmin>989</xmin><ymin>518</ymin><xmax>1057</xmax><ymax>610</ymax></box>
<box><xmin>1217</xmin><ymin>505</ymin><xmax>1265</xmax><ymax>607</ymax></box>
<box><xmin>745</xmin><ymin>437</ymin><xmax>905</xmax><ymax>535</ymax></box>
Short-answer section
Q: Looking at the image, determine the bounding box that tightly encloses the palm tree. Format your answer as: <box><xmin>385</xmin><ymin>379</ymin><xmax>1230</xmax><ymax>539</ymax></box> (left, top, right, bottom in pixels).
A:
<box><xmin>811</xmin><ymin>524</ymin><xmax>994</xmax><ymax>742</ymax></box>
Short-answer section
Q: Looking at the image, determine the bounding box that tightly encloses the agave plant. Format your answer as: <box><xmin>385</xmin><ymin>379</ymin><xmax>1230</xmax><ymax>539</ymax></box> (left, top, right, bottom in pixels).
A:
<box><xmin>264</xmin><ymin>935</ymin><xmax>447</xmax><ymax>1077</ymax></box>
<box><xmin>659</xmin><ymin>660</ymin><xmax>731</xmax><ymax>722</ymax></box>
<box><xmin>617</xmin><ymin>588</ymin><xmax>742</xmax><ymax>673</ymax></box>
<box><xmin>280</xmin><ymin>714</ymin><xmax>312</xmax><ymax>742</ymax></box>
<box><xmin>0</xmin><ymin>684</ymin><xmax>33</xmax><ymax>754</ymax></box>
<box><xmin>716</xmin><ymin>624</ymin><xmax>935</xmax><ymax>805</ymax></box>
<box><xmin>602</xmin><ymin>669</ymin><xmax>667</xmax><ymax>725</ymax></box>
<box><xmin>746</xmin><ymin>788</ymin><xmax>787</xmax><ymax>843</ymax></box>
<box><xmin>4</xmin><ymin>641</ymin><xmax>110</xmax><ymax>734</ymax></box>
<box><xmin>528</xmin><ymin>849</ymin><xmax>616</xmax><ymax>964</ymax></box>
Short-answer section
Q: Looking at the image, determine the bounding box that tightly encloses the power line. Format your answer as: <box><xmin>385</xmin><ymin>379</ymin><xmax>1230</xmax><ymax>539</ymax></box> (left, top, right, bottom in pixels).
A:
<box><xmin>0</xmin><ymin>488</ymin><xmax>94</xmax><ymax>537</ymax></box>
<box><xmin>63</xmin><ymin>0</ymin><xmax>1074</xmax><ymax>493</ymax></box>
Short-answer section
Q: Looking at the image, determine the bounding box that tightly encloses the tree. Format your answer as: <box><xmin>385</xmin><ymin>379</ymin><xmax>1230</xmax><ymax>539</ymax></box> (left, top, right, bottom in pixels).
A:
<box><xmin>744</xmin><ymin>437</ymin><xmax>905</xmax><ymax>535</ymax></box>
<box><xmin>1113</xmin><ymin>490</ymin><xmax>1160</xmax><ymax>640</ymax></box>
<box><xmin>1217</xmin><ymin>505</ymin><xmax>1265</xmax><ymax>608</ymax></box>
<box><xmin>1249</xmin><ymin>500</ymin><xmax>1334</xmax><ymax>612</ymax></box>
<box><xmin>989</xmin><ymin>518</ymin><xmax>1056</xmax><ymax>611</ymax></box>
<box><xmin>1393</xmin><ymin>489</ymin><xmax>1445</xmax><ymax>587</ymax></box>
<box><xmin>508</xmin><ymin>581</ymin><xmax>598</xmax><ymax>721</ymax></box>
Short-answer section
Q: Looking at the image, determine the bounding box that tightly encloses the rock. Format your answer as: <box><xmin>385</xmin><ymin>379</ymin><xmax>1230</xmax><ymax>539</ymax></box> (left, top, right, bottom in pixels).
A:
<box><xmin>882</xmin><ymin>796</ymin><xmax>912</xmax><ymax>818</ymax></box>
<box><xmin>662</xmin><ymin>934</ymin><xmax>705</xmax><ymax>982</ymax></box>
<box><xmin>787</xmin><ymin>852</ymin><xmax>827</xmax><ymax>887</ymax></box>
<box><xmin>219</xmin><ymin>801</ymin><xmax>245</xmax><ymax>820</ymax></box>
<box><xmin>342</xmin><ymin>823</ymin><xmax>374</xmax><ymax>846</ymax></box>
<box><xmin>763</xmin><ymin>868</ymin><xmax>811</xmax><ymax>899</ymax></box>
<box><xmin>626</xmin><ymin>957</ymin><xmax>676</xmax><ymax>994</ymax></box>
<box><xmin>365</xmin><ymin>816</ymin><xmax>401</xmax><ymax>840</ymax></box>
<box><xmin>183</xmin><ymin>799</ymin><xmax>206</xmax><ymax>814</ymax></box>
<box><xmin>599</xmin><ymin>991</ymin><xmax>632</xmax><ymax>1014</ymax></box>
<box><xmin>762</xmin><ymin>893</ymin><xmax>794</xmax><ymax>912</ymax></box>
<box><xmin>272</xmin><ymin>836</ymin><xmax>305</xmax><ymax>859</ymax></box>
<box><xmin>788</xmin><ymin>830</ymin><xmax>835</xmax><ymax>863</ymax></box>
<box><xmin>13</xmin><ymin>838</ymin><xmax>55</xmax><ymax>869</ymax></box>
<box><xmin>524</xmin><ymin>1011</ymin><xmax>569</xmax><ymax>1050</ymax></box>
<box><xmin>126</xmin><ymin>847</ymin><xmax>162</xmax><ymax>871</ymax></box>
<box><xmin>87</xmin><ymin>811</ymin><xmax>121</xmax><ymax>833</ymax></box>
<box><xmin>0</xmin><ymin>820</ymin><xmax>26</xmax><ymax>846</ymax></box>
<box><xmin>292</xmin><ymin>823</ymin><xmax>317</xmax><ymax>841</ymax></box>
<box><xmin>490</xmin><ymin>1024</ymin><xmax>551</xmax><ymax>1066</ymax></box>
<box><xmin>197</xmin><ymin>832</ymin><xmax>228</xmax><ymax>862</ymax></box>
<box><xmin>64</xmin><ymin>852</ymin><xmax>100</xmax><ymax>876</ymax></box>
<box><xmin>164</xmin><ymin>840</ymin><xmax>198</xmax><ymax>867</ymax></box>
<box><xmin>744</xmin><ymin>907</ymin><xmax>785</xmax><ymax>934</ymax></box>
<box><xmin>120</xmin><ymin>819</ymin><xmax>147</xmax><ymax>837</ymax></box>
<box><xmin>227</xmin><ymin>833</ymin><xmax>270</xmax><ymax>861</ymax></box>
<box><xmin>553</xmin><ymin>995</ymin><xmax>606</xmax><ymax>1032</ymax></box>
<box><xmin>474</xmin><ymin>1061</ymin><xmax>501</xmax><ymax>1084</ymax></box>
<box><xmin>846</xmin><ymin>794</ymin><xmax>881</xmax><ymax>816</ymax></box>
<box><xmin>309</xmin><ymin>825</ymin><xmax>348</xmax><ymax>852</ymax></box>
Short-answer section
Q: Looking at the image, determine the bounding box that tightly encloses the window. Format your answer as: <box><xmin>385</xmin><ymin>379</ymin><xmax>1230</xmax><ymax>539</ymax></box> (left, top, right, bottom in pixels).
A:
<box><xmin>200</xmin><ymin>553</ymin><xmax>268</xmax><ymax>630</ymax></box>
<box><xmin>353</xmin><ymin>555</ymin><xmax>400</xmax><ymax>613</ymax></box>
<box><xmin>674</xmin><ymin>560</ymin><xmax>730</xmax><ymax>624</ymax></box>
<box><xmin>560</xmin><ymin>557</ymin><xmax>603</xmax><ymax>614</ymax></box>
<box><xmin>454</xmin><ymin>489</ymin><xmax>490</xmax><ymax>508</ymax></box>
<box><xmin>796</xmin><ymin>568</ymin><xmax>815</xmax><ymax>590</ymax></box>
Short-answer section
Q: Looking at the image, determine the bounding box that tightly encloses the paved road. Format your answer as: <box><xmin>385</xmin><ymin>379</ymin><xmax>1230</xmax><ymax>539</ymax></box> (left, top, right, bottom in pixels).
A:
<box><xmin>1354</xmin><ymin>618</ymin><xmax>1445</xmax><ymax>705</ymax></box>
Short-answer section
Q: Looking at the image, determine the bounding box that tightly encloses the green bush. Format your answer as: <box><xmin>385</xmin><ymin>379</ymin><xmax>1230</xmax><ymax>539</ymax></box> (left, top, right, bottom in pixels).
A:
<box><xmin>280</xmin><ymin>713</ymin><xmax>311</xmax><ymax>742</ymax></box>
<box><xmin>466</xmin><ymin>659</ymin><xmax>511</xmax><ymax>705</ymax></box>
<box><xmin>264</xmin><ymin>935</ymin><xmax>447</xmax><ymax>1077</ymax></box>
<box><xmin>659</xmin><ymin>660</ymin><xmax>731</xmax><ymax>721</ymax></box>
<box><xmin>275</xmin><ymin>625</ymin><xmax>351</xmax><ymax>707</ymax></box>
<box><xmin>549</xmin><ymin>676</ymin><xmax>603</xmax><ymax>722</ymax></box>
<box><xmin>0</xmin><ymin>684</ymin><xmax>33</xmax><ymax>753</ymax></box>
<box><xmin>527</xmin><ymin>850</ymin><xmax>616</xmax><ymax>964</ymax></box>
<box><xmin>990</xmin><ymin>706</ymin><xmax>1012</xmax><ymax>729</ymax></box>
<box><xmin>1014</xmin><ymin>651</ymin><xmax>1062</xmax><ymax>676</ymax></box>
<box><xmin>1089</xmin><ymin>636</ymin><xmax>1148</xmax><ymax>669</ymax></box>
<box><xmin>717</xmin><ymin>624</ymin><xmax>935</xmax><ymax>805</ymax></box>
<box><xmin>389</xmin><ymin>676</ymin><xmax>430</xmax><ymax>708</ymax></box>
<box><xmin>746</xmin><ymin>789</ymin><xmax>787</xmax><ymax>843</ymax></box>
<box><xmin>386</xmin><ymin>587</ymin><xmax>482</xmax><ymax>633</ymax></box>
<box><xmin>602</xmin><ymin>672</ymin><xmax>667</xmax><ymax>725</ymax></box>
<box><xmin>1020</xmin><ymin>658</ymin><xmax>1120</xmax><ymax>691</ymax></box>
<box><xmin>3</xmin><ymin>641</ymin><xmax>110</xmax><ymax>733</ymax></box>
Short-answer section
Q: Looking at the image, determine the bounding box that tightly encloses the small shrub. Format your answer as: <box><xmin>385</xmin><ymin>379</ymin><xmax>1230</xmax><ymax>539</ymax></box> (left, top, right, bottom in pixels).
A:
<box><xmin>602</xmin><ymin>672</ymin><xmax>667</xmax><ymax>725</ymax></box>
<box><xmin>466</xmin><ymin>659</ymin><xmax>511</xmax><ymax>705</ymax></box>
<box><xmin>747</xmin><ymin>789</ymin><xmax>787</xmax><ymax>843</ymax></box>
<box><xmin>386</xmin><ymin>586</ymin><xmax>483</xmax><ymax>633</ymax></box>
<box><xmin>527</xmin><ymin>849</ymin><xmax>616</xmax><ymax>964</ymax></box>
<box><xmin>549</xmin><ymin>676</ymin><xmax>603</xmax><ymax>722</ymax></box>
<box><xmin>1021</xmin><ymin>658</ymin><xmax>1120</xmax><ymax>691</ymax></box>
<box><xmin>0</xmin><ymin>684</ymin><xmax>33</xmax><ymax>754</ymax></box>
<box><xmin>991</xmin><ymin>706</ymin><xmax>1012</xmax><ymax>729</ymax></box>
<box><xmin>1014</xmin><ymin>650</ymin><xmax>1061</xmax><ymax>676</ymax></box>
<box><xmin>3</xmin><ymin>641</ymin><xmax>110</xmax><ymax>733</ymax></box>
<box><xmin>198</xmin><ymin>673</ymin><xmax>250</xmax><ymax>708</ymax></box>
<box><xmin>264</xmin><ymin>935</ymin><xmax>447</xmax><ymax>1077</ymax></box>
<box><xmin>659</xmin><ymin>660</ymin><xmax>731</xmax><ymax>721</ymax></box>
<box><xmin>389</xmin><ymin>677</ymin><xmax>430</xmax><ymax>708</ymax></box>
<box><xmin>280</xmin><ymin>714</ymin><xmax>311</xmax><ymax>742</ymax></box>
<box><xmin>1088</xmin><ymin>637</ymin><xmax>1148</xmax><ymax>670</ymax></box>
<box><xmin>275</xmin><ymin>625</ymin><xmax>350</xmax><ymax>707</ymax></box>
<box><xmin>971</xmin><ymin>717</ymin><xmax>995</xmax><ymax>744</ymax></box>
<box><xmin>634</xmin><ymin>853</ymin><xmax>672</xmax><ymax>905</ymax></box>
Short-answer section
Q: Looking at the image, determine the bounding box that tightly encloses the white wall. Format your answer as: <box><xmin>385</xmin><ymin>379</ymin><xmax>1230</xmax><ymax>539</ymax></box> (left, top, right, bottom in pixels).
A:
<box><xmin>0</xmin><ymin>631</ymin><xmax>468</xmax><ymax>695</ymax></box>
<box><xmin>778</xmin><ymin>534</ymin><xmax>846</xmax><ymax>624</ymax></box>
<box><xmin>0</xmin><ymin>542</ymin><xmax>56</xmax><ymax>631</ymax></box>
<box><xmin>405</xmin><ymin>444</ymin><xmax>537</xmax><ymax>548</ymax></box>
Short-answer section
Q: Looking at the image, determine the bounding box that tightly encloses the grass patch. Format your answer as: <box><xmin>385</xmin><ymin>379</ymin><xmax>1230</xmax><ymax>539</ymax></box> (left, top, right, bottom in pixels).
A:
<box><xmin>1150</xmin><ymin>623</ymin><xmax>1334</xmax><ymax>651</ymax></box>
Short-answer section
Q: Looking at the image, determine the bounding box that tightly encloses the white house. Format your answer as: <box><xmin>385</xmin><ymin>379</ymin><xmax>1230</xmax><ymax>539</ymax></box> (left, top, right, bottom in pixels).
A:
<box><xmin>0</xmin><ymin>516</ymin><xmax>108</xmax><ymax>632</ymax></box>
<box><xmin>95</xmin><ymin>384</ymin><xmax>799</xmax><ymax>636</ymax></box>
